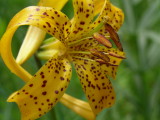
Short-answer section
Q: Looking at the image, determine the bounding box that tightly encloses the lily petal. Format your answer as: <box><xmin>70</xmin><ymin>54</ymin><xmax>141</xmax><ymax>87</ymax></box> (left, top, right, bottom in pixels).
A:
<box><xmin>94</xmin><ymin>0</ymin><xmax>105</xmax><ymax>16</ymax></box>
<box><xmin>16</xmin><ymin>0</ymin><xmax>69</xmax><ymax>64</ymax></box>
<box><xmin>60</xmin><ymin>94</ymin><xmax>95</xmax><ymax>120</ymax></box>
<box><xmin>16</xmin><ymin>26</ymin><xmax>46</xmax><ymax>64</ymax></box>
<box><xmin>73</xmin><ymin>58</ymin><xmax>115</xmax><ymax>115</ymax></box>
<box><xmin>7</xmin><ymin>6</ymin><xmax>71</xmax><ymax>41</ymax></box>
<box><xmin>38</xmin><ymin>0</ymin><xmax>68</xmax><ymax>9</ymax></box>
<box><xmin>107</xmin><ymin>4</ymin><xmax>124</xmax><ymax>31</ymax></box>
<box><xmin>94</xmin><ymin>46</ymin><xmax>125</xmax><ymax>79</ymax></box>
<box><xmin>91</xmin><ymin>0</ymin><xmax>124</xmax><ymax>35</ymax></box>
<box><xmin>68</xmin><ymin>0</ymin><xmax>94</xmax><ymax>42</ymax></box>
<box><xmin>1</xmin><ymin>6</ymin><xmax>71</xmax><ymax>81</ymax></box>
<box><xmin>7</xmin><ymin>55</ymin><xmax>72</xmax><ymax>120</ymax></box>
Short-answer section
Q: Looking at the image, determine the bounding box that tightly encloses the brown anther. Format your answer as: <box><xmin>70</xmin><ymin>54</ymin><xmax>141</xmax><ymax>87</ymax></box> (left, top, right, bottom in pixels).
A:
<box><xmin>93</xmin><ymin>33</ymin><xmax>112</xmax><ymax>48</ymax></box>
<box><xmin>90</xmin><ymin>49</ymin><xmax>110</xmax><ymax>62</ymax></box>
<box><xmin>105</xmin><ymin>23</ymin><xmax>123</xmax><ymax>51</ymax></box>
<box><xmin>109</xmin><ymin>52</ymin><xmax>126</xmax><ymax>59</ymax></box>
<box><xmin>95</xmin><ymin>59</ymin><xmax>107</xmax><ymax>64</ymax></box>
<box><xmin>106</xmin><ymin>63</ymin><xmax>118</xmax><ymax>66</ymax></box>
<box><xmin>96</xmin><ymin>59</ymin><xmax>118</xmax><ymax>66</ymax></box>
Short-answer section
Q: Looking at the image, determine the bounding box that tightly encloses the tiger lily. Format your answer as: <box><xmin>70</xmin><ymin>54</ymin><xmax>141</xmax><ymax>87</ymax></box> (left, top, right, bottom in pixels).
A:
<box><xmin>0</xmin><ymin>0</ymin><xmax>125</xmax><ymax>120</ymax></box>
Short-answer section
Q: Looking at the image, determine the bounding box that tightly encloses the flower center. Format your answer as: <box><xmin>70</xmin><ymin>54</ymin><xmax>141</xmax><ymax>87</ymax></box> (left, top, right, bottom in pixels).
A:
<box><xmin>38</xmin><ymin>37</ymin><xmax>67</xmax><ymax>59</ymax></box>
<box><xmin>66</xmin><ymin>22</ymin><xmax>125</xmax><ymax>65</ymax></box>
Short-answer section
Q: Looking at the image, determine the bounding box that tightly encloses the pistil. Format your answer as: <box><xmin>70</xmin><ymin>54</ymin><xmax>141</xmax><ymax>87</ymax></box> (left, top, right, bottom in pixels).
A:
<box><xmin>69</xmin><ymin>51</ymin><xmax>91</xmax><ymax>55</ymax></box>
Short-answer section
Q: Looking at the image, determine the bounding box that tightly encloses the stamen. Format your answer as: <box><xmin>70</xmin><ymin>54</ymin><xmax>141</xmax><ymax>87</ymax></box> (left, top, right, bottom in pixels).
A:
<box><xmin>68</xmin><ymin>21</ymin><xmax>108</xmax><ymax>47</ymax></box>
<box><xmin>90</xmin><ymin>49</ymin><xmax>110</xmax><ymax>62</ymax></box>
<box><xmin>69</xmin><ymin>51</ymin><xmax>91</xmax><ymax>54</ymax></box>
<box><xmin>68</xmin><ymin>37</ymin><xmax>93</xmax><ymax>46</ymax></box>
<box><xmin>95</xmin><ymin>59</ymin><xmax>118</xmax><ymax>66</ymax></box>
<box><xmin>88</xmin><ymin>22</ymin><xmax>104</xmax><ymax>36</ymax></box>
<box><xmin>105</xmin><ymin>23</ymin><xmax>123</xmax><ymax>51</ymax></box>
<box><xmin>72</xmin><ymin>56</ymin><xmax>95</xmax><ymax>62</ymax></box>
<box><xmin>93</xmin><ymin>32</ymin><xmax>112</xmax><ymax>48</ymax></box>
<box><xmin>95</xmin><ymin>59</ymin><xmax>106</xmax><ymax>64</ymax></box>
<box><xmin>109</xmin><ymin>52</ymin><xmax>126</xmax><ymax>59</ymax></box>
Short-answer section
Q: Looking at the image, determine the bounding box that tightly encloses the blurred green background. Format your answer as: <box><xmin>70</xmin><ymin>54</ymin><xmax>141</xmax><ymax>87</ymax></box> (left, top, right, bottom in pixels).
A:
<box><xmin>0</xmin><ymin>0</ymin><xmax>160</xmax><ymax>120</ymax></box>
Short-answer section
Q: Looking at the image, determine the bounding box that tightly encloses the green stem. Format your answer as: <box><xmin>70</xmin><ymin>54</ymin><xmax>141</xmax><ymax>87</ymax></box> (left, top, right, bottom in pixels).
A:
<box><xmin>34</xmin><ymin>54</ymin><xmax>42</xmax><ymax>69</ymax></box>
<box><xmin>50</xmin><ymin>108</ymin><xmax>57</xmax><ymax>120</ymax></box>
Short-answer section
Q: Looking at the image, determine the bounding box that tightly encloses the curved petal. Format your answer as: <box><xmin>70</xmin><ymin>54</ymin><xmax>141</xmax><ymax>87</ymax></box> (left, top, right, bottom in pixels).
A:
<box><xmin>7</xmin><ymin>56</ymin><xmax>72</xmax><ymax>120</ymax></box>
<box><xmin>1</xmin><ymin>6</ymin><xmax>71</xmax><ymax>81</ymax></box>
<box><xmin>7</xmin><ymin>6</ymin><xmax>71</xmax><ymax>41</ymax></box>
<box><xmin>91</xmin><ymin>0</ymin><xmax>124</xmax><ymax>35</ymax></box>
<box><xmin>1</xmin><ymin>27</ymin><xmax>32</xmax><ymax>82</ymax></box>
<box><xmin>94</xmin><ymin>0</ymin><xmax>105</xmax><ymax>16</ymax></box>
<box><xmin>94</xmin><ymin>46</ymin><xmax>125</xmax><ymax>65</ymax></box>
<box><xmin>16</xmin><ymin>0</ymin><xmax>69</xmax><ymax>64</ymax></box>
<box><xmin>108</xmin><ymin>5</ymin><xmax>124</xmax><ymax>31</ymax></box>
<box><xmin>60</xmin><ymin>94</ymin><xmax>95</xmax><ymax>120</ymax></box>
<box><xmin>16</xmin><ymin>26</ymin><xmax>46</xmax><ymax>64</ymax></box>
<box><xmin>38</xmin><ymin>0</ymin><xmax>68</xmax><ymax>9</ymax></box>
<box><xmin>69</xmin><ymin>0</ymin><xmax>124</xmax><ymax>51</ymax></box>
<box><xmin>100</xmin><ymin>50</ymin><xmax>125</xmax><ymax>79</ymax></box>
<box><xmin>73</xmin><ymin>58</ymin><xmax>115</xmax><ymax>115</ymax></box>
<box><xmin>92</xmin><ymin>46</ymin><xmax>125</xmax><ymax>79</ymax></box>
<box><xmin>68</xmin><ymin>0</ymin><xmax>94</xmax><ymax>42</ymax></box>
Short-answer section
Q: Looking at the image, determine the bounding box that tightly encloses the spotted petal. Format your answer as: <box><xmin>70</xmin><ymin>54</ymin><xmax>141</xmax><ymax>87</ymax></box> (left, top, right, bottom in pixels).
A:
<box><xmin>1</xmin><ymin>6</ymin><xmax>71</xmax><ymax>81</ymax></box>
<box><xmin>93</xmin><ymin>46</ymin><xmax>125</xmax><ymax>79</ymax></box>
<box><xmin>7</xmin><ymin>55</ymin><xmax>72</xmax><ymax>120</ymax></box>
<box><xmin>38</xmin><ymin>0</ymin><xmax>68</xmax><ymax>9</ymax></box>
<box><xmin>7</xmin><ymin>6</ymin><xmax>71</xmax><ymax>41</ymax></box>
<box><xmin>94</xmin><ymin>0</ymin><xmax>105</xmax><ymax>16</ymax></box>
<box><xmin>108</xmin><ymin>5</ymin><xmax>124</xmax><ymax>31</ymax></box>
<box><xmin>73</xmin><ymin>58</ymin><xmax>115</xmax><ymax>115</ymax></box>
<box><xmin>68</xmin><ymin>0</ymin><xmax>94</xmax><ymax>42</ymax></box>
<box><xmin>16</xmin><ymin>0</ymin><xmax>69</xmax><ymax>64</ymax></box>
<box><xmin>91</xmin><ymin>0</ymin><xmax>124</xmax><ymax>36</ymax></box>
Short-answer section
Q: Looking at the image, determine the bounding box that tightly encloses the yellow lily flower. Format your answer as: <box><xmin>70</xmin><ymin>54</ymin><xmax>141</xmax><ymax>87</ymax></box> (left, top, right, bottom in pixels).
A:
<box><xmin>0</xmin><ymin>0</ymin><xmax>125</xmax><ymax>120</ymax></box>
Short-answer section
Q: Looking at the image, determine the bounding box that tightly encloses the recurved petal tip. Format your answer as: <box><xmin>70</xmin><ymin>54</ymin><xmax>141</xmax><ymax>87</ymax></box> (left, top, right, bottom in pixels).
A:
<box><xmin>60</xmin><ymin>94</ymin><xmax>96</xmax><ymax>120</ymax></box>
<box><xmin>38</xmin><ymin>0</ymin><xmax>68</xmax><ymax>10</ymax></box>
<box><xmin>7</xmin><ymin>91</ymin><xmax>18</xmax><ymax>102</ymax></box>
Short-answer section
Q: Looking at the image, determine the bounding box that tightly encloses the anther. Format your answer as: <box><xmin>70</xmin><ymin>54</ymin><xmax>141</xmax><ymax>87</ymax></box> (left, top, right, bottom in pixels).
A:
<box><xmin>90</xmin><ymin>49</ymin><xmax>110</xmax><ymax>62</ymax></box>
<box><xmin>109</xmin><ymin>52</ymin><xmax>126</xmax><ymax>59</ymax></box>
<box><xmin>105</xmin><ymin>23</ymin><xmax>123</xmax><ymax>51</ymax></box>
<box><xmin>93</xmin><ymin>33</ymin><xmax>112</xmax><ymax>48</ymax></box>
<box><xmin>95</xmin><ymin>59</ymin><xmax>107</xmax><ymax>64</ymax></box>
<box><xmin>95</xmin><ymin>59</ymin><xmax>118</xmax><ymax>66</ymax></box>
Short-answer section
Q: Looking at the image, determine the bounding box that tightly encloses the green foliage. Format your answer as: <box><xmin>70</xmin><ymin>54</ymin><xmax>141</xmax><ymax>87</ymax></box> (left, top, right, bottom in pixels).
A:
<box><xmin>0</xmin><ymin>0</ymin><xmax>160</xmax><ymax>120</ymax></box>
